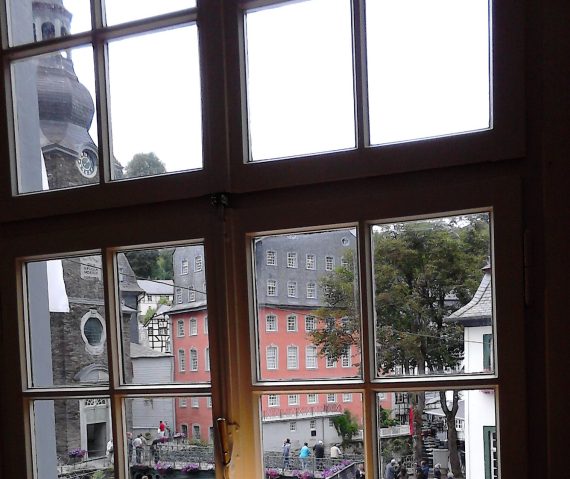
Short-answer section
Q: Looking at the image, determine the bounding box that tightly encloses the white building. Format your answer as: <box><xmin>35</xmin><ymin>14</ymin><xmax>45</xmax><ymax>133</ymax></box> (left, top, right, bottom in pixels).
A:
<box><xmin>130</xmin><ymin>342</ymin><xmax>175</xmax><ymax>436</ymax></box>
<box><xmin>137</xmin><ymin>279</ymin><xmax>174</xmax><ymax>315</ymax></box>
<box><xmin>446</xmin><ymin>265</ymin><xmax>497</xmax><ymax>479</ymax></box>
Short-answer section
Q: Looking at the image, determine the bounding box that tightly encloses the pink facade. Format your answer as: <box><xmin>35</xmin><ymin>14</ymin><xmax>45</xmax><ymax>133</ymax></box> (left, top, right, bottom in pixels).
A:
<box><xmin>170</xmin><ymin>308</ymin><xmax>212</xmax><ymax>442</ymax></box>
<box><xmin>170</xmin><ymin>304</ymin><xmax>392</xmax><ymax>441</ymax></box>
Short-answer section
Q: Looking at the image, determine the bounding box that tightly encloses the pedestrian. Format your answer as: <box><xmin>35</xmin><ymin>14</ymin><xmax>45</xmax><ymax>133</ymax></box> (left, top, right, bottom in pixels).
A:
<box><xmin>398</xmin><ymin>465</ymin><xmax>408</xmax><ymax>478</ymax></box>
<box><xmin>158</xmin><ymin>420</ymin><xmax>166</xmax><ymax>438</ymax></box>
<box><xmin>282</xmin><ymin>438</ymin><xmax>291</xmax><ymax>470</ymax></box>
<box><xmin>133</xmin><ymin>434</ymin><xmax>143</xmax><ymax>464</ymax></box>
<box><xmin>313</xmin><ymin>440</ymin><xmax>324</xmax><ymax>470</ymax></box>
<box><xmin>299</xmin><ymin>442</ymin><xmax>310</xmax><ymax>470</ymax></box>
<box><xmin>420</xmin><ymin>460</ymin><xmax>429</xmax><ymax>479</ymax></box>
<box><xmin>106</xmin><ymin>438</ymin><xmax>114</xmax><ymax>465</ymax></box>
<box><xmin>356</xmin><ymin>464</ymin><xmax>365</xmax><ymax>478</ymax></box>
<box><xmin>434</xmin><ymin>463</ymin><xmax>442</xmax><ymax>479</ymax></box>
<box><xmin>330</xmin><ymin>443</ymin><xmax>342</xmax><ymax>459</ymax></box>
<box><xmin>151</xmin><ymin>438</ymin><xmax>161</xmax><ymax>464</ymax></box>
<box><xmin>385</xmin><ymin>458</ymin><xmax>397</xmax><ymax>479</ymax></box>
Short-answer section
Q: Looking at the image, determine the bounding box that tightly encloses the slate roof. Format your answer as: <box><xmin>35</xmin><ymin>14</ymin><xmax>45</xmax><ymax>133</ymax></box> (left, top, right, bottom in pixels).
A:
<box><xmin>445</xmin><ymin>265</ymin><xmax>492</xmax><ymax>327</ymax></box>
<box><xmin>130</xmin><ymin>342</ymin><xmax>172</xmax><ymax>358</ymax></box>
<box><xmin>138</xmin><ymin>279</ymin><xmax>174</xmax><ymax>296</ymax></box>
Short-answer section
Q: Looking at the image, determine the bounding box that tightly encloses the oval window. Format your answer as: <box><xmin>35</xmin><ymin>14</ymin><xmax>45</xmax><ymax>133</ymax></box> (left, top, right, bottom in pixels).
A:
<box><xmin>83</xmin><ymin>317</ymin><xmax>103</xmax><ymax>346</ymax></box>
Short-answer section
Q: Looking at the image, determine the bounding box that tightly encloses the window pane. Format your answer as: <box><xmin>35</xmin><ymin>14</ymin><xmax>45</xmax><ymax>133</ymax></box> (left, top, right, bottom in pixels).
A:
<box><xmin>367</xmin><ymin>0</ymin><xmax>491</xmax><ymax>145</ymax></box>
<box><xmin>372</xmin><ymin>213</ymin><xmax>493</xmax><ymax>378</ymax></box>
<box><xmin>253</xmin><ymin>229</ymin><xmax>361</xmax><ymax>382</ymax></box>
<box><xmin>120</xmin><ymin>245</ymin><xmax>210</xmax><ymax>385</ymax></box>
<box><xmin>25</xmin><ymin>254</ymin><xmax>108</xmax><ymax>388</ymax></box>
<box><xmin>105</xmin><ymin>0</ymin><xmax>196</xmax><ymax>27</ymax></box>
<box><xmin>261</xmin><ymin>393</ymin><xmax>363</xmax><ymax>475</ymax></box>
<box><xmin>32</xmin><ymin>398</ymin><xmax>114</xmax><ymax>478</ymax></box>
<box><xmin>12</xmin><ymin>46</ymin><xmax>99</xmax><ymax>194</ymax></box>
<box><xmin>108</xmin><ymin>26</ymin><xmax>202</xmax><ymax>180</ymax></box>
<box><xmin>124</xmin><ymin>396</ymin><xmax>216</xmax><ymax>473</ymax></box>
<box><xmin>6</xmin><ymin>0</ymin><xmax>91</xmax><ymax>47</ymax></box>
<box><xmin>245</xmin><ymin>0</ymin><xmax>355</xmax><ymax>161</ymax></box>
<box><xmin>378</xmin><ymin>389</ymin><xmax>497</xmax><ymax>479</ymax></box>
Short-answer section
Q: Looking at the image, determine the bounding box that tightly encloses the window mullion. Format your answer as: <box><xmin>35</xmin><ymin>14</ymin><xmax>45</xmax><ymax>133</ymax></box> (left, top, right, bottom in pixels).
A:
<box><xmin>352</xmin><ymin>0</ymin><xmax>369</xmax><ymax>149</ymax></box>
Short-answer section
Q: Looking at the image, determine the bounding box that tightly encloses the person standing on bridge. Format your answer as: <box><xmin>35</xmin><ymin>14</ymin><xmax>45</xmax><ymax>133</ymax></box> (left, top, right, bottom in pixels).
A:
<box><xmin>385</xmin><ymin>458</ymin><xmax>397</xmax><ymax>479</ymax></box>
<box><xmin>282</xmin><ymin>438</ymin><xmax>291</xmax><ymax>470</ymax></box>
<box><xmin>299</xmin><ymin>442</ymin><xmax>311</xmax><ymax>470</ymax></box>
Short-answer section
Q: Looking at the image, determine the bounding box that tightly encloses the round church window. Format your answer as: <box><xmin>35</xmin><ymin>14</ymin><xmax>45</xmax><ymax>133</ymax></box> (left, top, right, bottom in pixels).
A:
<box><xmin>80</xmin><ymin>310</ymin><xmax>106</xmax><ymax>354</ymax></box>
<box><xmin>83</xmin><ymin>317</ymin><xmax>103</xmax><ymax>346</ymax></box>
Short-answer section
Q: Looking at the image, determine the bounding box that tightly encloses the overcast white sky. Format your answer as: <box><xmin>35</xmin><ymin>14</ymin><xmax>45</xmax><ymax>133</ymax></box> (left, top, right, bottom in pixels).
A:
<box><xmin>62</xmin><ymin>0</ymin><xmax>489</xmax><ymax>174</ymax></box>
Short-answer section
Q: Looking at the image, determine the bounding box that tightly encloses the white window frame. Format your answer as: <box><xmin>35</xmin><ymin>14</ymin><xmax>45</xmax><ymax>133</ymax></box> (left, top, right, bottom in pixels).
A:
<box><xmin>194</xmin><ymin>255</ymin><xmax>203</xmax><ymax>272</ymax></box>
<box><xmin>305</xmin><ymin>315</ymin><xmax>316</xmax><ymax>331</ymax></box>
<box><xmin>178</xmin><ymin>349</ymin><xmax>186</xmax><ymax>373</ymax></box>
<box><xmin>181</xmin><ymin>259</ymin><xmax>189</xmax><ymax>275</ymax></box>
<box><xmin>286</xmin><ymin>252</ymin><xmax>298</xmax><ymax>268</ymax></box>
<box><xmin>305</xmin><ymin>345</ymin><xmax>318</xmax><ymax>369</ymax></box>
<box><xmin>176</xmin><ymin>288</ymin><xmax>183</xmax><ymax>304</ymax></box>
<box><xmin>341</xmin><ymin>347</ymin><xmax>352</xmax><ymax>368</ymax></box>
<box><xmin>287</xmin><ymin>345</ymin><xmax>298</xmax><ymax>369</ymax></box>
<box><xmin>190</xmin><ymin>348</ymin><xmax>198</xmax><ymax>371</ymax></box>
<box><xmin>266</xmin><ymin>345</ymin><xmax>278</xmax><ymax>370</ymax></box>
<box><xmin>307</xmin><ymin>393</ymin><xmax>318</xmax><ymax>404</ymax></box>
<box><xmin>204</xmin><ymin>316</ymin><xmax>208</xmax><ymax>334</ymax></box>
<box><xmin>289</xmin><ymin>421</ymin><xmax>296</xmax><ymax>432</ymax></box>
<box><xmin>191</xmin><ymin>397</ymin><xmax>200</xmax><ymax>408</ymax></box>
<box><xmin>266</xmin><ymin>314</ymin><xmax>277</xmax><ymax>332</ymax></box>
<box><xmin>305</xmin><ymin>253</ymin><xmax>316</xmax><ymax>270</ymax></box>
<box><xmin>326</xmin><ymin>356</ymin><xmax>337</xmax><ymax>368</ymax></box>
<box><xmin>325</xmin><ymin>256</ymin><xmax>334</xmax><ymax>271</ymax></box>
<box><xmin>205</xmin><ymin>347</ymin><xmax>210</xmax><ymax>371</ymax></box>
<box><xmin>287</xmin><ymin>394</ymin><xmax>300</xmax><ymax>406</ymax></box>
<box><xmin>267</xmin><ymin>279</ymin><xmax>277</xmax><ymax>296</ymax></box>
<box><xmin>190</xmin><ymin>317</ymin><xmax>198</xmax><ymax>336</ymax></box>
<box><xmin>177</xmin><ymin>319</ymin><xmax>185</xmax><ymax>337</ymax></box>
<box><xmin>179</xmin><ymin>398</ymin><xmax>187</xmax><ymax>408</ymax></box>
<box><xmin>287</xmin><ymin>280</ymin><xmax>297</xmax><ymax>298</ymax></box>
<box><xmin>188</xmin><ymin>287</ymin><xmax>196</xmax><ymax>302</ymax></box>
<box><xmin>327</xmin><ymin>394</ymin><xmax>337</xmax><ymax>403</ymax></box>
<box><xmin>306</xmin><ymin>282</ymin><xmax>316</xmax><ymax>299</ymax></box>
<box><xmin>286</xmin><ymin>314</ymin><xmax>297</xmax><ymax>332</ymax></box>
<box><xmin>342</xmin><ymin>393</ymin><xmax>353</xmax><ymax>403</ymax></box>
<box><xmin>266</xmin><ymin>250</ymin><xmax>276</xmax><ymax>266</ymax></box>
<box><xmin>268</xmin><ymin>394</ymin><xmax>280</xmax><ymax>408</ymax></box>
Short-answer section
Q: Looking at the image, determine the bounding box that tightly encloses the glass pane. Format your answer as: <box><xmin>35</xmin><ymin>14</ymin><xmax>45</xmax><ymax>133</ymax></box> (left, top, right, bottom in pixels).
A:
<box><xmin>7</xmin><ymin>0</ymin><xmax>91</xmax><ymax>47</ymax></box>
<box><xmin>261</xmin><ymin>393</ymin><xmax>364</xmax><ymax>477</ymax></box>
<box><xmin>245</xmin><ymin>0</ymin><xmax>356</xmax><ymax>161</ymax></box>
<box><xmin>32</xmin><ymin>398</ymin><xmax>114</xmax><ymax>479</ymax></box>
<box><xmin>12</xmin><ymin>46</ymin><xmax>99</xmax><ymax>194</ymax></box>
<box><xmin>378</xmin><ymin>389</ymin><xmax>497</xmax><ymax>479</ymax></box>
<box><xmin>367</xmin><ymin>0</ymin><xmax>491</xmax><ymax>145</ymax></box>
<box><xmin>105</xmin><ymin>0</ymin><xmax>196</xmax><ymax>26</ymax></box>
<box><xmin>120</xmin><ymin>245</ymin><xmax>210</xmax><ymax>385</ymax></box>
<box><xmin>253</xmin><ymin>229</ymin><xmax>361</xmax><ymax>382</ymax></box>
<box><xmin>372</xmin><ymin>213</ymin><xmax>493</xmax><ymax>378</ymax></box>
<box><xmin>125</xmin><ymin>396</ymin><xmax>215</xmax><ymax>475</ymax></box>
<box><xmin>25</xmin><ymin>254</ymin><xmax>108</xmax><ymax>388</ymax></box>
<box><xmin>108</xmin><ymin>26</ymin><xmax>203</xmax><ymax>180</ymax></box>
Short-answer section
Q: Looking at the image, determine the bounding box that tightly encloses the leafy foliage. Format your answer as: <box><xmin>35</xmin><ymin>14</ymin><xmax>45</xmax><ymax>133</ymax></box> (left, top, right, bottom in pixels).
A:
<box><xmin>125</xmin><ymin>249</ymin><xmax>174</xmax><ymax>280</ymax></box>
<box><xmin>332</xmin><ymin>410</ymin><xmax>360</xmax><ymax>447</ymax></box>
<box><xmin>125</xmin><ymin>152</ymin><xmax>166</xmax><ymax>178</ymax></box>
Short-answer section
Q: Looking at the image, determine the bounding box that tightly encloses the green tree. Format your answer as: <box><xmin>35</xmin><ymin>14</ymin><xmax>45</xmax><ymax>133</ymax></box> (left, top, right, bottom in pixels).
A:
<box><xmin>378</xmin><ymin>406</ymin><xmax>399</xmax><ymax>428</ymax></box>
<box><xmin>332</xmin><ymin>410</ymin><xmax>360</xmax><ymax>448</ymax></box>
<box><xmin>125</xmin><ymin>248</ymin><xmax>174</xmax><ymax>280</ymax></box>
<box><xmin>125</xmin><ymin>152</ymin><xmax>166</xmax><ymax>178</ymax></box>
<box><xmin>310</xmin><ymin>217</ymin><xmax>489</xmax><ymax>476</ymax></box>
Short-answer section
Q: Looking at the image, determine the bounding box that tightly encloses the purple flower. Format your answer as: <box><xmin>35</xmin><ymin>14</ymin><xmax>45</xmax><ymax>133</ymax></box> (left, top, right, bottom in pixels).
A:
<box><xmin>181</xmin><ymin>463</ymin><xmax>200</xmax><ymax>473</ymax></box>
<box><xmin>265</xmin><ymin>468</ymin><xmax>280</xmax><ymax>478</ymax></box>
<box><xmin>68</xmin><ymin>448</ymin><xmax>86</xmax><ymax>458</ymax></box>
